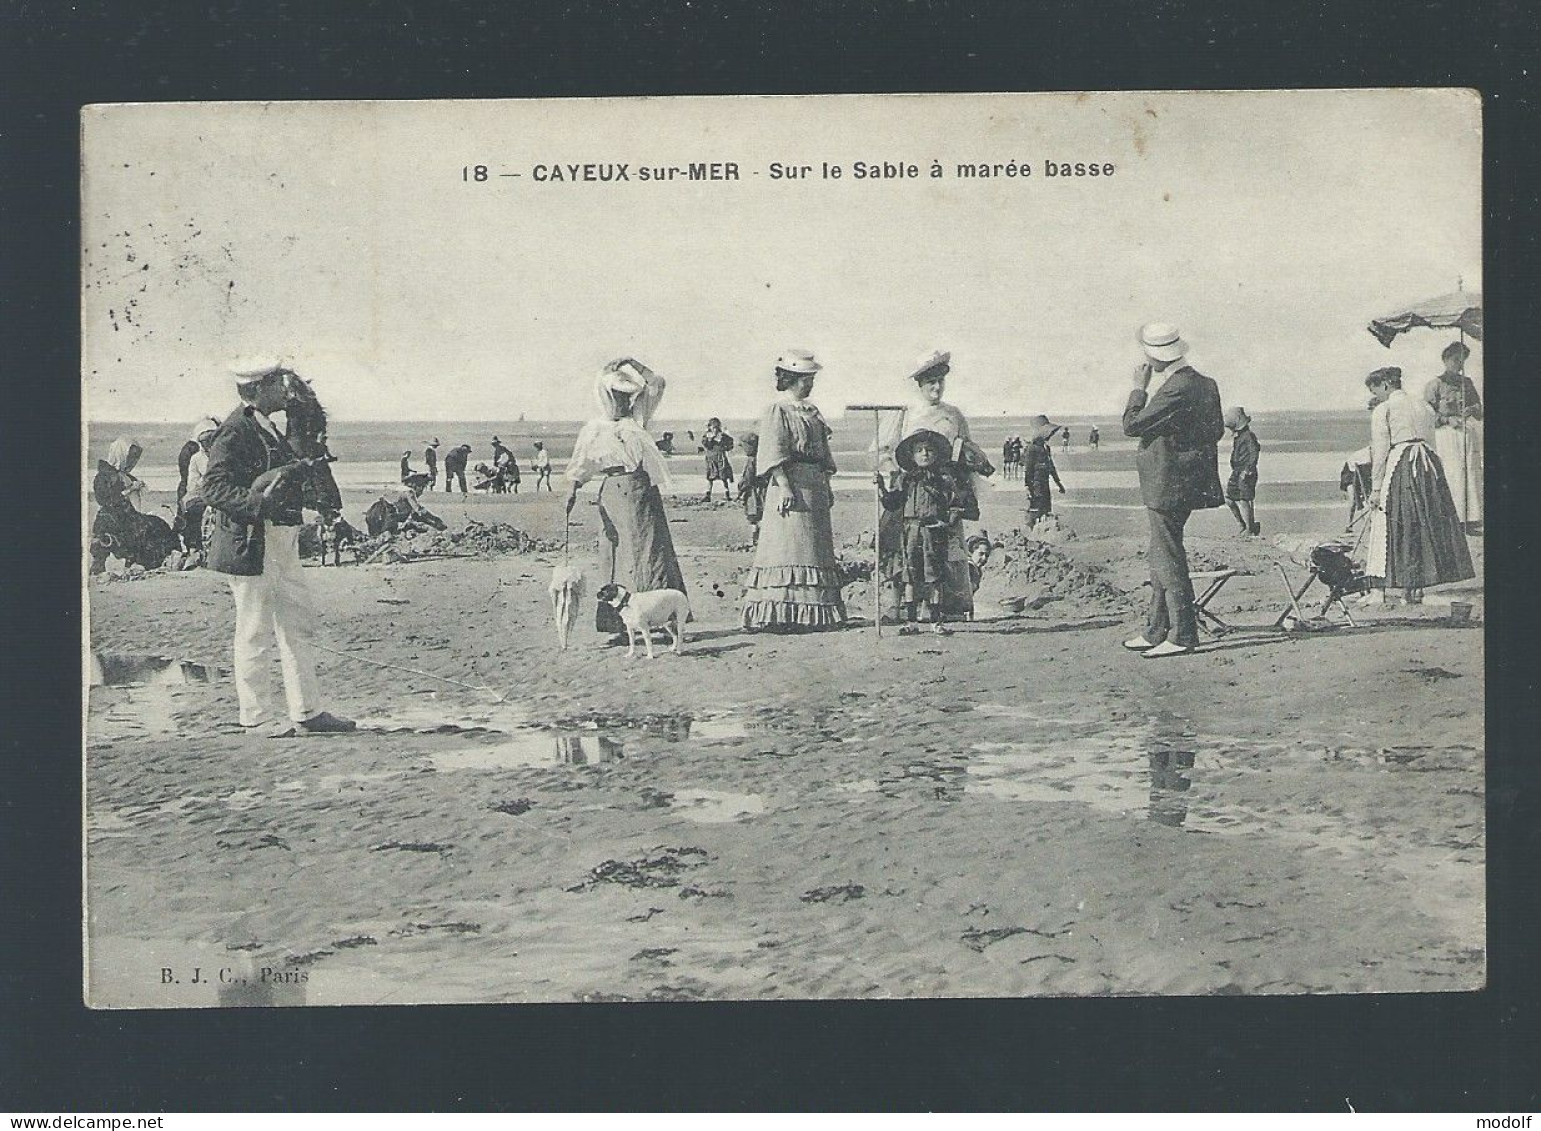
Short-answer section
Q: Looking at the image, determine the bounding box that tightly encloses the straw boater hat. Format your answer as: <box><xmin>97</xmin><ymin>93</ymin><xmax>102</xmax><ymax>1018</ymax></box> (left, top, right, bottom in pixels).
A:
<box><xmin>1030</xmin><ymin>413</ymin><xmax>1063</xmax><ymax>442</ymax></box>
<box><xmin>1139</xmin><ymin>322</ymin><xmax>1188</xmax><ymax>363</ymax></box>
<box><xmin>1224</xmin><ymin>406</ymin><xmax>1251</xmax><ymax>429</ymax></box>
<box><xmin>895</xmin><ymin>429</ymin><xmax>952</xmax><ymax>473</ymax></box>
<box><xmin>908</xmin><ymin>349</ymin><xmax>952</xmax><ymax>384</ymax></box>
<box><xmin>775</xmin><ymin>349</ymin><xmax>822</xmax><ymax>375</ymax></box>
<box><xmin>228</xmin><ymin>356</ymin><xmax>288</xmax><ymax>383</ymax></box>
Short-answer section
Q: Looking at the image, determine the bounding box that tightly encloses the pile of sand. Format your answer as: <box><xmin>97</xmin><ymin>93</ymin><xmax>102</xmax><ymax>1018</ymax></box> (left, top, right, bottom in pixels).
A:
<box><xmin>992</xmin><ymin>534</ymin><xmax>1138</xmax><ymax>613</ymax></box>
<box><xmin>359</xmin><ymin>520</ymin><xmax>562</xmax><ymax>564</ymax></box>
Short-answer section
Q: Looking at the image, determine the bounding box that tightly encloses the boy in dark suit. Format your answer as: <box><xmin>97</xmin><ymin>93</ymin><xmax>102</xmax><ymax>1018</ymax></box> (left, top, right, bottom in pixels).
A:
<box><xmin>1120</xmin><ymin>324</ymin><xmax>1225</xmax><ymax>658</ymax></box>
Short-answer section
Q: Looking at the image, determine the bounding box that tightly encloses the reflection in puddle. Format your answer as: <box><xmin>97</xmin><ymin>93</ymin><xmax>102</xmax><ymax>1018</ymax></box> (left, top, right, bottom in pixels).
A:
<box><xmin>959</xmin><ymin>714</ymin><xmax>1285</xmax><ymax>837</ymax></box>
<box><xmin>669</xmin><ymin>789</ymin><xmax>766</xmax><ymax>823</ymax></box>
<box><xmin>429</xmin><ymin>733</ymin><xmax>624</xmax><ymax>771</ymax></box>
<box><xmin>88</xmin><ymin>652</ymin><xmax>217</xmax><ymax>741</ymax></box>
<box><xmin>91</xmin><ymin>651</ymin><xmax>215</xmax><ymax>688</ymax></box>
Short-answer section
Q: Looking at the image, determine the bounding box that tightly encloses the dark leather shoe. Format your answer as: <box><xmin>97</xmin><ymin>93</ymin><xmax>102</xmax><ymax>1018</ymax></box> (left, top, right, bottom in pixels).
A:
<box><xmin>298</xmin><ymin>711</ymin><xmax>358</xmax><ymax>734</ymax></box>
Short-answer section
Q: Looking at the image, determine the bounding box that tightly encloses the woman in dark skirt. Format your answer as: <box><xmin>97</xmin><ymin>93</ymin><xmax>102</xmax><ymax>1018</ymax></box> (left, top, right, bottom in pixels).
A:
<box><xmin>565</xmin><ymin>358</ymin><xmax>688</xmax><ymax>636</ymax></box>
<box><xmin>90</xmin><ymin>436</ymin><xmax>176</xmax><ymax>572</ymax></box>
<box><xmin>1363</xmin><ymin>366</ymin><xmax>1474</xmax><ymax>603</ymax></box>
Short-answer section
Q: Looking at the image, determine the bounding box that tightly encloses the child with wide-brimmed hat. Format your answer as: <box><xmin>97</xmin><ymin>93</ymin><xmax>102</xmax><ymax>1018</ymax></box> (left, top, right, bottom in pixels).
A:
<box><xmin>1023</xmin><ymin>414</ymin><xmax>1067</xmax><ymax>528</ymax></box>
<box><xmin>875</xmin><ymin>429</ymin><xmax>978</xmax><ymax>635</ymax></box>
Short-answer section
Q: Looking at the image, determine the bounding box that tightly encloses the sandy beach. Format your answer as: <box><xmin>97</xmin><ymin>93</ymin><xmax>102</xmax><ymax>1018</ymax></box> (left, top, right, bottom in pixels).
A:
<box><xmin>85</xmin><ymin>475</ymin><xmax>1485</xmax><ymax>1006</ymax></box>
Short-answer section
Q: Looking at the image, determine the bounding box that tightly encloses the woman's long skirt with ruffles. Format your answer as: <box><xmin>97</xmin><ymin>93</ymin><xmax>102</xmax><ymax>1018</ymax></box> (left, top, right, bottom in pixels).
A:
<box><xmin>741</xmin><ymin>462</ymin><xmax>847</xmax><ymax>630</ymax></box>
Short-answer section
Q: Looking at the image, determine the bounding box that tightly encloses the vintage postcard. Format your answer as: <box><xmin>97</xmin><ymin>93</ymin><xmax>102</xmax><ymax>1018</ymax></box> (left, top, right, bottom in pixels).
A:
<box><xmin>82</xmin><ymin>90</ymin><xmax>1484</xmax><ymax>1007</ymax></box>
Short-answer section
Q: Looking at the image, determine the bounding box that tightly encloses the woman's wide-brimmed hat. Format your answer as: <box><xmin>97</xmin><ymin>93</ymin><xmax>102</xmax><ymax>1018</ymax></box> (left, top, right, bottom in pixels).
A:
<box><xmin>775</xmin><ymin>349</ymin><xmax>822</xmax><ymax>375</ymax></box>
<box><xmin>1223</xmin><ymin>406</ymin><xmax>1251</xmax><ymax>429</ymax></box>
<box><xmin>1030</xmin><ymin>413</ymin><xmax>1063</xmax><ymax>442</ymax></box>
<box><xmin>895</xmin><ymin>429</ymin><xmax>952</xmax><ymax>473</ymax></box>
<box><xmin>908</xmin><ymin>349</ymin><xmax>952</xmax><ymax>384</ymax></box>
<box><xmin>1138</xmin><ymin>322</ymin><xmax>1188</xmax><ymax>363</ymax></box>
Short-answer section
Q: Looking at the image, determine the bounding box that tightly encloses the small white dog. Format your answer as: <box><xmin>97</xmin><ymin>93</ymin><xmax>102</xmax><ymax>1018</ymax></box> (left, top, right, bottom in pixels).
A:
<box><xmin>595</xmin><ymin>583</ymin><xmax>690</xmax><ymax>659</ymax></box>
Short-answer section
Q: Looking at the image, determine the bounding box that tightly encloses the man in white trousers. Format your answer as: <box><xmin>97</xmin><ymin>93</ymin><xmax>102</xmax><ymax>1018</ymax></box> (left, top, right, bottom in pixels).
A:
<box><xmin>201</xmin><ymin>358</ymin><xmax>356</xmax><ymax>737</ymax></box>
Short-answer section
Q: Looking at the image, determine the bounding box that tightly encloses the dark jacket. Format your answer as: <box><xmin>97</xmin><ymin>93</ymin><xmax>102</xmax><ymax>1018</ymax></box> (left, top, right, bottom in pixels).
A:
<box><xmin>1229</xmin><ymin>427</ymin><xmax>1260</xmax><ymax>474</ymax></box>
<box><xmin>1122</xmin><ymin>364</ymin><xmax>1225</xmax><ymax>513</ymax></box>
<box><xmin>201</xmin><ymin>405</ymin><xmax>303</xmax><ymax>576</ymax></box>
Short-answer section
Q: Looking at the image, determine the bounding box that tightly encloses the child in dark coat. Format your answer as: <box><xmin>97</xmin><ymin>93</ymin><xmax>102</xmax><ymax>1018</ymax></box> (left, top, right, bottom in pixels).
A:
<box><xmin>1022</xmin><ymin>415</ymin><xmax>1066</xmax><ymax>527</ymax></box>
<box><xmin>1224</xmin><ymin>406</ymin><xmax>1261</xmax><ymax>536</ymax></box>
<box><xmin>875</xmin><ymin>429</ymin><xmax>977</xmax><ymax>635</ymax></box>
<box><xmin>737</xmin><ymin>431</ymin><xmax>766</xmax><ymax>531</ymax></box>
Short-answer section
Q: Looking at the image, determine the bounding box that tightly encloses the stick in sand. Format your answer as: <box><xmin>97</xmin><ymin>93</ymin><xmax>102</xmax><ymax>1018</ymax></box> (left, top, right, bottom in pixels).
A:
<box><xmin>846</xmin><ymin>404</ymin><xmax>906</xmax><ymax>637</ymax></box>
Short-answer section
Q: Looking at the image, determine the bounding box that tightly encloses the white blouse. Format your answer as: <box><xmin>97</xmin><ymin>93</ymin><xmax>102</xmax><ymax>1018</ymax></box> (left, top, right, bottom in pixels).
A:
<box><xmin>566</xmin><ymin>419</ymin><xmax>673</xmax><ymax>488</ymax></box>
<box><xmin>1370</xmin><ymin>388</ymin><xmax>1436</xmax><ymax>490</ymax></box>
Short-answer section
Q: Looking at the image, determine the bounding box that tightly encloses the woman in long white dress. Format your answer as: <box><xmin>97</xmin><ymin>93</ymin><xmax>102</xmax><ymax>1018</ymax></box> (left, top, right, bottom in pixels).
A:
<box><xmin>565</xmin><ymin>358</ymin><xmax>688</xmax><ymax>636</ymax></box>
<box><xmin>877</xmin><ymin>350</ymin><xmax>978</xmax><ymax>621</ymax></box>
<box><xmin>1423</xmin><ymin>340</ymin><xmax>1483</xmax><ymax>530</ymax></box>
<box><xmin>1364</xmin><ymin>366</ymin><xmax>1474</xmax><ymax>602</ymax></box>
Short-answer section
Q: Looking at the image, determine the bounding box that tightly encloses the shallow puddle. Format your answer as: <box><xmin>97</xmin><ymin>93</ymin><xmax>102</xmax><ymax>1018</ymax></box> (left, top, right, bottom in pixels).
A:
<box><xmin>429</xmin><ymin>733</ymin><xmax>625</xmax><ymax>771</ymax></box>
<box><xmin>91</xmin><ymin>651</ymin><xmax>216</xmax><ymax>688</ymax></box>
<box><xmin>89</xmin><ymin>651</ymin><xmax>218</xmax><ymax>740</ymax></box>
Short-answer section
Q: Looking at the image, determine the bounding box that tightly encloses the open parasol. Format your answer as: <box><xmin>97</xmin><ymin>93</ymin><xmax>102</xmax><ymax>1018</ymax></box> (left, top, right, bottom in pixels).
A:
<box><xmin>1367</xmin><ymin>290</ymin><xmax>1482</xmax><ymax>348</ymax></box>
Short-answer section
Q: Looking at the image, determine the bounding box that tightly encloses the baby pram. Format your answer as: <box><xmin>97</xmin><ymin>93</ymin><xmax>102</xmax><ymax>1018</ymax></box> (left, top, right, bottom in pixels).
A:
<box><xmin>1273</xmin><ymin>540</ymin><xmax>1373</xmax><ymax>630</ymax></box>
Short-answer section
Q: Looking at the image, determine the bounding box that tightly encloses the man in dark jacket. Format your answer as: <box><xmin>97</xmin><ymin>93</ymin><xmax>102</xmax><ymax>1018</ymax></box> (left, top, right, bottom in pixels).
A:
<box><xmin>1121</xmin><ymin>323</ymin><xmax>1225</xmax><ymax>658</ymax></box>
<box><xmin>424</xmin><ymin>438</ymin><xmax>440</xmax><ymax>487</ymax></box>
<box><xmin>201</xmin><ymin>358</ymin><xmax>355</xmax><ymax>736</ymax></box>
<box><xmin>443</xmin><ymin>443</ymin><xmax>472</xmax><ymax>495</ymax></box>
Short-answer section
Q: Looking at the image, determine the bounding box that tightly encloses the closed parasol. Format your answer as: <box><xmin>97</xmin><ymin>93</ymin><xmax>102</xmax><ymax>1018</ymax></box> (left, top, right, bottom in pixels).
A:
<box><xmin>1367</xmin><ymin>290</ymin><xmax>1482</xmax><ymax>348</ymax></box>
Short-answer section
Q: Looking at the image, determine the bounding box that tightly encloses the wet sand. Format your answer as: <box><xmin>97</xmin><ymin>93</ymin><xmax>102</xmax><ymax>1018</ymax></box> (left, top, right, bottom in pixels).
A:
<box><xmin>85</xmin><ymin>483</ymin><xmax>1485</xmax><ymax>1005</ymax></box>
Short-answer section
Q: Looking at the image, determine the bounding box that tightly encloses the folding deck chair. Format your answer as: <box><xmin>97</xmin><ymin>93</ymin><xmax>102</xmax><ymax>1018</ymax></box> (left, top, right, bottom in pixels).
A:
<box><xmin>1272</xmin><ymin>542</ymin><xmax>1371</xmax><ymax>630</ymax></box>
<box><xmin>1189</xmin><ymin>568</ymin><xmax>1240</xmax><ymax>637</ymax></box>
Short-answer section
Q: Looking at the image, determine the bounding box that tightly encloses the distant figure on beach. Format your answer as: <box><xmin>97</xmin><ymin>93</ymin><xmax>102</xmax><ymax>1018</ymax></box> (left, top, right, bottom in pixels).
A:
<box><xmin>699</xmin><ymin>418</ymin><xmax>736</xmax><ymax>500</ymax></box>
<box><xmin>532</xmin><ymin>441</ymin><xmax>553</xmax><ymax>491</ymax></box>
<box><xmin>1424</xmin><ymin>341</ymin><xmax>1483</xmax><ymax>532</ymax></box>
<box><xmin>503</xmin><ymin>451</ymin><xmax>522</xmax><ymax>493</ymax></box>
<box><xmin>200</xmin><ymin>358</ymin><xmax>354</xmax><ymax>736</ymax></box>
<box><xmin>1223</xmin><ymin>407</ymin><xmax>1261</xmax><ymax>537</ymax></box>
<box><xmin>1121</xmin><ymin>323</ymin><xmax>1225</xmax><ymax>659</ymax></box>
<box><xmin>565</xmin><ymin>358</ymin><xmax>688</xmax><ymax>638</ymax></box>
<box><xmin>443</xmin><ymin>443</ymin><xmax>471</xmax><ymax>495</ymax></box>
<box><xmin>1022</xmin><ymin>415</ymin><xmax>1066</xmax><ymax>528</ymax></box>
<box><xmin>737</xmin><ymin>431</ymin><xmax>765</xmax><ymax>533</ymax></box>
<box><xmin>1061</xmin><ymin>427</ymin><xmax>1072</xmax><ymax>451</ymax></box>
<box><xmin>657</xmin><ymin>431</ymin><xmax>676</xmax><ymax>456</ymax></box>
<box><xmin>1001</xmin><ymin>436</ymin><xmax>1018</xmax><ymax>482</ymax></box>
<box><xmin>1364</xmin><ymin>366</ymin><xmax>1473</xmax><ymax>605</ymax></box>
<box><xmin>876</xmin><ymin>429</ymin><xmax>978</xmax><ymax>635</ymax></box>
<box><xmin>399</xmin><ymin>450</ymin><xmax>431</xmax><ymax>496</ymax></box>
<box><xmin>424</xmin><ymin>438</ymin><xmax>440</xmax><ymax>487</ymax></box>
<box><xmin>491</xmin><ymin>435</ymin><xmax>511</xmax><ymax>468</ymax></box>
<box><xmin>90</xmin><ymin>435</ymin><xmax>175</xmax><ymax>573</ymax></box>
<box><xmin>175</xmin><ymin>416</ymin><xmax>222</xmax><ymax>559</ymax></box>
<box><xmin>365</xmin><ymin>485</ymin><xmax>447</xmax><ymax>537</ymax></box>
<box><xmin>1088</xmin><ymin>426</ymin><xmax>1100</xmax><ymax>450</ymax></box>
<box><xmin>877</xmin><ymin>349</ymin><xmax>980</xmax><ymax>623</ymax></box>
<box><xmin>742</xmin><ymin>350</ymin><xmax>846</xmax><ymax>633</ymax></box>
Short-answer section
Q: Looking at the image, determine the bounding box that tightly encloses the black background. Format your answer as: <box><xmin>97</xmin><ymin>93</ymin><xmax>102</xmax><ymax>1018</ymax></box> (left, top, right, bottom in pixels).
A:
<box><xmin>3</xmin><ymin>0</ymin><xmax>1538</xmax><ymax>1112</ymax></box>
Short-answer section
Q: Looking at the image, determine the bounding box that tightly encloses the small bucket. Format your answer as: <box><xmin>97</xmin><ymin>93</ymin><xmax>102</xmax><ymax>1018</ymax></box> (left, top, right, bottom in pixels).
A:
<box><xmin>1448</xmin><ymin>601</ymin><xmax>1473</xmax><ymax>624</ymax></box>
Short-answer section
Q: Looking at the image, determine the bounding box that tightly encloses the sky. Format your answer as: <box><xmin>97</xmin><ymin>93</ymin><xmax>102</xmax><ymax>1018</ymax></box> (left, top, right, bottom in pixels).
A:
<box><xmin>81</xmin><ymin>90</ymin><xmax>1482</xmax><ymax>424</ymax></box>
